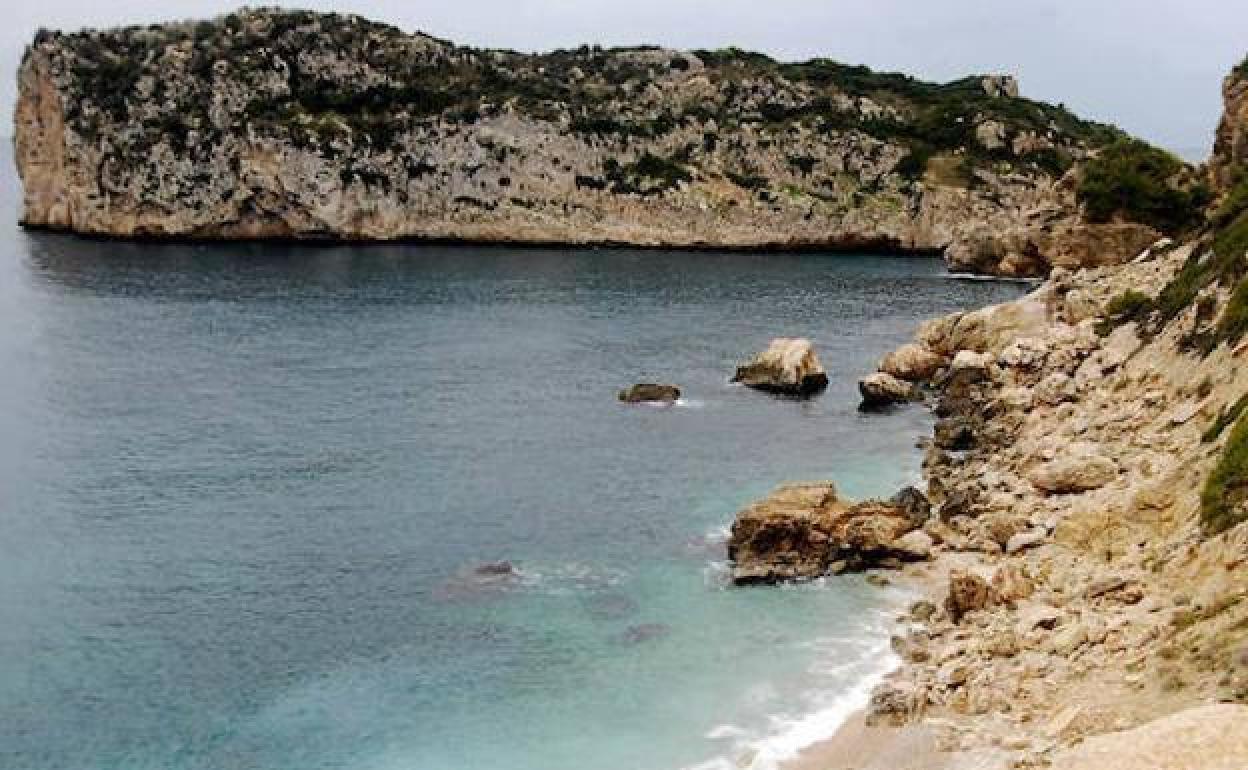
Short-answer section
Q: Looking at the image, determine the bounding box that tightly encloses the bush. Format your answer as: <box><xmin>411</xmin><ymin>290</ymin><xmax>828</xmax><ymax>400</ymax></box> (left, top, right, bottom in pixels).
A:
<box><xmin>1077</xmin><ymin>138</ymin><xmax>1208</xmax><ymax>234</ymax></box>
<box><xmin>895</xmin><ymin>144</ymin><xmax>933</xmax><ymax>180</ymax></box>
<box><xmin>1204</xmin><ymin>393</ymin><xmax>1248</xmax><ymax>443</ymax></box>
<box><xmin>1096</xmin><ymin>289</ymin><xmax>1153</xmax><ymax>335</ymax></box>
<box><xmin>1201</xmin><ymin>410</ymin><xmax>1248</xmax><ymax>535</ymax></box>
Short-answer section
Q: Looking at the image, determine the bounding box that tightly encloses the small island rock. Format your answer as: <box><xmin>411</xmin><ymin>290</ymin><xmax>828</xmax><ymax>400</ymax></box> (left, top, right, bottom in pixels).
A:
<box><xmin>732</xmin><ymin>338</ymin><xmax>829</xmax><ymax>395</ymax></box>
<box><xmin>618</xmin><ymin>383</ymin><xmax>681</xmax><ymax>403</ymax></box>
<box><xmin>858</xmin><ymin>371</ymin><xmax>921</xmax><ymax>408</ymax></box>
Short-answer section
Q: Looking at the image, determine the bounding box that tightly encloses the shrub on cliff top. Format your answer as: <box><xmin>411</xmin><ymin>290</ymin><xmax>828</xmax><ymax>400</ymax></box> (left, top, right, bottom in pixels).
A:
<box><xmin>1077</xmin><ymin>138</ymin><xmax>1209</xmax><ymax>234</ymax></box>
<box><xmin>1202</xmin><ymin>409</ymin><xmax>1248</xmax><ymax>535</ymax></box>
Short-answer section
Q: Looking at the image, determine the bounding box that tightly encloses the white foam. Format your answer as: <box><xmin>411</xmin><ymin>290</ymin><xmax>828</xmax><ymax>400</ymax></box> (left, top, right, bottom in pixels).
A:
<box><xmin>675</xmin><ymin>398</ymin><xmax>706</xmax><ymax>409</ymax></box>
<box><xmin>682</xmin><ymin>605</ymin><xmax>907</xmax><ymax>770</ymax></box>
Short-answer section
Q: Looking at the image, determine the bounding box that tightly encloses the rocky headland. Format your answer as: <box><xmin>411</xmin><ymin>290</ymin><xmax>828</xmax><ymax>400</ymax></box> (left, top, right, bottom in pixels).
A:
<box><xmin>12</xmin><ymin>8</ymin><xmax>1205</xmax><ymax>276</ymax></box>
<box><xmin>732</xmin><ymin>57</ymin><xmax>1248</xmax><ymax>769</ymax></box>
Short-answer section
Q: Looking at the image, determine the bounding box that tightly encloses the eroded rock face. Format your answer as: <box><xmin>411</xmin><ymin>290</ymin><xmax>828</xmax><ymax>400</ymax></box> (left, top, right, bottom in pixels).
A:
<box><xmin>1213</xmin><ymin>66</ymin><xmax>1248</xmax><ymax>192</ymax></box>
<box><xmin>618</xmin><ymin>383</ymin><xmax>681</xmax><ymax>403</ymax></box>
<box><xmin>727</xmin><ymin>483</ymin><xmax>924</xmax><ymax>584</ymax></box>
<box><xmin>733</xmin><ymin>338</ymin><xmax>829</xmax><ymax>395</ymax></box>
<box><xmin>945</xmin><ymin>222</ymin><xmax>1161</xmax><ymax>277</ymax></box>
<box><xmin>13</xmin><ymin>9</ymin><xmax>1120</xmax><ymax>276</ymax></box>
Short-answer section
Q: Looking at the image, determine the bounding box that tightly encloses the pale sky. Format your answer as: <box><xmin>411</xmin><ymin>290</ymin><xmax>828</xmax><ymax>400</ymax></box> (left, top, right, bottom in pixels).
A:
<box><xmin>2</xmin><ymin>1</ymin><xmax>1245</xmax><ymax>158</ymax></box>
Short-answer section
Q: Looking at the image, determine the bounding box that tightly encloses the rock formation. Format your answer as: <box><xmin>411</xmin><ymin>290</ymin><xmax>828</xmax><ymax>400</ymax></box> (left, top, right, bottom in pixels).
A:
<box><xmin>11</xmin><ymin>8</ymin><xmax>1166</xmax><ymax>275</ymax></box>
<box><xmin>618</xmin><ymin>383</ymin><xmax>681</xmax><ymax>403</ymax></box>
<box><xmin>858</xmin><ymin>371</ymin><xmax>921</xmax><ymax>408</ymax></box>
<box><xmin>732</xmin><ymin>338</ymin><xmax>829</xmax><ymax>395</ymax></box>
<box><xmin>800</xmin><ymin>58</ymin><xmax>1248</xmax><ymax>768</ymax></box>
<box><xmin>727</xmin><ymin>482</ymin><xmax>930</xmax><ymax>584</ymax></box>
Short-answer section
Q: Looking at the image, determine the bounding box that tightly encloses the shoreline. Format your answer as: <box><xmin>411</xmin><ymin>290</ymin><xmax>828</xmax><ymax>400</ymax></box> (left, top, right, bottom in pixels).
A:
<box><xmin>739</xmin><ymin>234</ymin><xmax>1248</xmax><ymax>768</ymax></box>
<box><xmin>18</xmin><ymin>221</ymin><xmax>947</xmax><ymax>258</ymax></box>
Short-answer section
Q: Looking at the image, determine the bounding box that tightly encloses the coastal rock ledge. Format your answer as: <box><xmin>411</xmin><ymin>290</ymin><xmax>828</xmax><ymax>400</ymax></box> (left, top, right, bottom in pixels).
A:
<box><xmin>727</xmin><ymin>481</ymin><xmax>929</xmax><ymax>584</ymax></box>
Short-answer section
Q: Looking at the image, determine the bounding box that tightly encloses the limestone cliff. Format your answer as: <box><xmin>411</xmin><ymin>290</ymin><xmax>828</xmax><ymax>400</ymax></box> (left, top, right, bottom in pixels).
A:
<box><xmin>14</xmin><ymin>8</ymin><xmax>1152</xmax><ymax>274</ymax></box>
<box><xmin>825</xmin><ymin>59</ymin><xmax>1248</xmax><ymax>767</ymax></box>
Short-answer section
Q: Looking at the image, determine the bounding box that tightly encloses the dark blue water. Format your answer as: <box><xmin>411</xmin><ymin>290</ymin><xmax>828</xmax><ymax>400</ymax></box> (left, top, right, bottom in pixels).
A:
<box><xmin>0</xmin><ymin>153</ymin><xmax>1023</xmax><ymax>770</ymax></box>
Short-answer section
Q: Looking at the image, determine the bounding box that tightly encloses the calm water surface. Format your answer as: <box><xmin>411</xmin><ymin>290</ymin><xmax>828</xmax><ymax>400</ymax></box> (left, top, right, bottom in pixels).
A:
<box><xmin>0</xmin><ymin>154</ymin><xmax>1023</xmax><ymax>769</ymax></box>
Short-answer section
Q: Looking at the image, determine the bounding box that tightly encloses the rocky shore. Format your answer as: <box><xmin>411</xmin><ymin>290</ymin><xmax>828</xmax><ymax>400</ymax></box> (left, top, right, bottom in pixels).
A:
<box><xmin>13</xmin><ymin>8</ymin><xmax>1186</xmax><ymax>276</ymax></box>
<box><xmin>730</xmin><ymin>59</ymin><xmax>1248</xmax><ymax>769</ymax></box>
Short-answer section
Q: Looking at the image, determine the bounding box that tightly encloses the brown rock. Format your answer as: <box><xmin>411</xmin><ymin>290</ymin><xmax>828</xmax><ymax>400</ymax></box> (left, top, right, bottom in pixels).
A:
<box><xmin>618</xmin><ymin>383</ymin><xmax>681</xmax><ymax>403</ymax></box>
<box><xmin>859</xmin><ymin>372</ymin><xmax>921</xmax><ymax>408</ymax></box>
<box><xmin>879</xmin><ymin>343</ymin><xmax>946</xmax><ymax>382</ymax></box>
<box><xmin>733</xmin><ymin>338</ymin><xmax>829</xmax><ymax>395</ymax></box>
<box><xmin>727</xmin><ymin>482</ymin><xmax>841</xmax><ymax>584</ymax></box>
<box><xmin>945</xmin><ymin>569</ymin><xmax>999</xmax><ymax>623</ymax></box>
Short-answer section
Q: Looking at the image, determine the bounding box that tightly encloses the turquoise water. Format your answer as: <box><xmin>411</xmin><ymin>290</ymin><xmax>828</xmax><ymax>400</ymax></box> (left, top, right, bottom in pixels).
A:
<box><xmin>0</xmin><ymin>157</ymin><xmax>1023</xmax><ymax>769</ymax></box>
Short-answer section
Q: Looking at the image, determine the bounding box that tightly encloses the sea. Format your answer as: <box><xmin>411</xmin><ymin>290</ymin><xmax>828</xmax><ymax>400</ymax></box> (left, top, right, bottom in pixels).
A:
<box><xmin>0</xmin><ymin>148</ymin><xmax>1024</xmax><ymax>770</ymax></box>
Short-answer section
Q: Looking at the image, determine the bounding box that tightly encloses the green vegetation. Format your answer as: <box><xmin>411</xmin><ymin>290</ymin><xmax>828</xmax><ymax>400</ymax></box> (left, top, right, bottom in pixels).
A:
<box><xmin>1077</xmin><ymin>138</ymin><xmax>1210</xmax><ymax>234</ymax></box>
<box><xmin>1236</xmin><ymin>55</ymin><xmax>1248</xmax><ymax>79</ymax></box>
<box><xmin>725</xmin><ymin>170</ymin><xmax>769</xmax><ymax>191</ymax></box>
<box><xmin>1095</xmin><ymin>289</ymin><xmax>1154</xmax><ymax>336</ymax></box>
<box><xmin>1204</xmin><ymin>393</ymin><xmax>1248</xmax><ymax>443</ymax></box>
<box><xmin>599</xmin><ymin>153</ymin><xmax>692</xmax><ymax>195</ymax></box>
<box><xmin>1202</xmin><ymin>410</ymin><xmax>1248</xmax><ymax>535</ymax></box>
<box><xmin>49</xmin><ymin>8</ymin><xmax>1124</xmax><ymax>190</ymax></box>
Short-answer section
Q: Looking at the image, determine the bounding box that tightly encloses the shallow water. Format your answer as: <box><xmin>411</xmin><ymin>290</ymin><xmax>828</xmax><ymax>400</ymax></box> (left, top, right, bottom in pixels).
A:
<box><xmin>0</xmin><ymin>153</ymin><xmax>1023</xmax><ymax>770</ymax></box>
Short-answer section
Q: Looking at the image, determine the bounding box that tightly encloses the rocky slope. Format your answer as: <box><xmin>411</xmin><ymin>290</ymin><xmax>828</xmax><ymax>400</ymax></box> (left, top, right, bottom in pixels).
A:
<box><xmin>765</xmin><ymin>59</ymin><xmax>1248</xmax><ymax>768</ymax></box>
<box><xmin>13</xmin><ymin>8</ymin><xmax>1170</xmax><ymax>275</ymax></box>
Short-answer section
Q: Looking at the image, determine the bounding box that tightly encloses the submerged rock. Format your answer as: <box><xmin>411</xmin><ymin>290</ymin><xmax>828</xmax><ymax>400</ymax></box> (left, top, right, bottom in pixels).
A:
<box><xmin>614</xmin><ymin>622</ymin><xmax>671</xmax><ymax>645</ymax></box>
<box><xmin>732</xmin><ymin>338</ymin><xmax>829</xmax><ymax>395</ymax></box>
<box><xmin>434</xmin><ymin>561</ymin><xmax>523</xmax><ymax>601</ymax></box>
<box><xmin>858</xmin><ymin>371</ymin><xmax>921</xmax><ymax>409</ymax></box>
<box><xmin>618</xmin><ymin>383</ymin><xmax>681</xmax><ymax>403</ymax></box>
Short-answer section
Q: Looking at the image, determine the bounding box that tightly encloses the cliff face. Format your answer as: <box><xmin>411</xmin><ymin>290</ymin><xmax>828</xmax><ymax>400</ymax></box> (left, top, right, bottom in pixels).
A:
<box><xmin>15</xmin><ymin>8</ymin><xmax>1142</xmax><ymax>273</ymax></box>
<box><xmin>1212</xmin><ymin>58</ymin><xmax>1248</xmax><ymax>191</ymax></box>
<box><xmin>833</xmin><ymin>58</ymin><xmax>1248</xmax><ymax>766</ymax></box>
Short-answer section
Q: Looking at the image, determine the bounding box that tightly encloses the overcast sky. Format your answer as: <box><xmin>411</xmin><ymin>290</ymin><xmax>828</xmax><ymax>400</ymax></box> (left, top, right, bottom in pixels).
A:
<box><xmin>2</xmin><ymin>1</ymin><xmax>1244</xmax><ymax>157</ymax></box>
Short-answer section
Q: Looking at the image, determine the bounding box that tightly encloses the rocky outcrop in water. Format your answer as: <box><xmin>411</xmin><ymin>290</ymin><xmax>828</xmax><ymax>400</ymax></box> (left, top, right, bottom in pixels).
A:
<box><xmin>13</xmin><ymin>8</ymin><xmax>1161</xmax><ymax>275</ymax></box>
<box><xmin>727</xmin><ymin>482</ymin><xmax>930</xmax><ymax>584</ymax></box>
<box><xmin>733</xmin><ymin>338</ymin><xmax>828</xmax><ymax>395</ymax></box>
<box><xmin>618</xmin><ymin>383</ymin><xmax>681</xmax><ymax>403</ymax></box>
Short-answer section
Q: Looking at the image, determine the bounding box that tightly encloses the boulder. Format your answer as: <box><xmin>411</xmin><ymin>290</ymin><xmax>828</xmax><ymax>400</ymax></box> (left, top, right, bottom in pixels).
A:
<box><xmin>858</xmin><ymin>372</ymin><xmax>921</xmax><ymax>408</ymax></box>
<box><xmin>728</xmin><ymin>482</ymin><xmax>842</xmax><ymax>584</ymax></box>
<box><xmin>933</xmin><ymin>417</ymin><xmax>976</xmax><ymax>451</ymax></box>
<box><xmin>727</xmin><ymin>484</ymin><xmax>922</xmax><ymax>583</ymax></box>
<box><xmin>1005</xmin><ymin>528</ymin><xmax>1048</xmax><ymax>554</ymax></box>
<box><xmin>828</xmin><ymin>501</ymin><xmax>919</xmax><ymax>566</ymax></box>
<box><xmin>879</xmin><ymin>343</ymin><xmax>946</xmax><ymax>382</ymax></box>
<box><xmin>891</xmin><ymin>629</ymin><xmax>932</xmax><ymax>662</ymax></box>
<box><xmin>890</xmin><ymin>486</ymin><xmax>932</xmax><ymax>528</ymax></box>
<box><xmin>1029</xmin><ymin>446</ymin><xmax>1117</xmax><ymax>494</ymax></box>
<box><xmin>892</xmin><ymin>529</ymin><xmax>934</xmax><ymax>561</ymax></box>
<box><xmin>945</xmin><ymin>569</ymin><xmax>999</xmax><ymax>623</ymax></box>
<box><xmin>991</xmin><ymin>563</ymin><xmax>1035</xmax><ymax>604</ymax></box>
<box><xmin>866</xmin><ymin>679</ymin><xmax>921</xmax><ymax>727</ymax></box>
<box><xmin>618</xmin><ymin>383</ymin><xmax>681</xmax><ymax>403</ymax></box>
<box><xmin>733</xmin><ymin>338</ymin><xmax>829</xmax><ymax>395</ymax></box>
